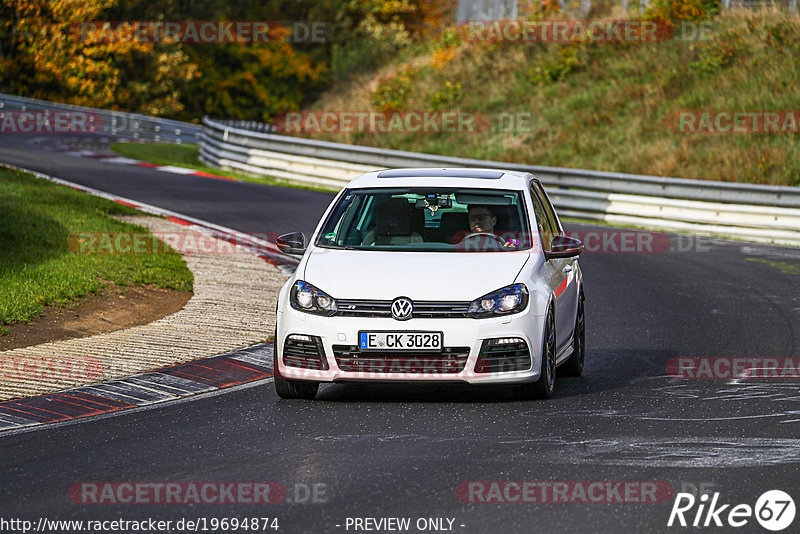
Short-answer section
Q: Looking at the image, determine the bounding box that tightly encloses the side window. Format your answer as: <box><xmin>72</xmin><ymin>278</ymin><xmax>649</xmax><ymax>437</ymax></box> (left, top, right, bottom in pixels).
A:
<box><xmin>528</xmin><ymin>184</ymin><xmax>554</xmax><ymax>251</ymax></box>
<box><xmin>331</xmin><ymin>194</ymin><xmax>372</xmax><ymax>246</ymax></box>
<box><xmin>532</xmin><ymin>182</ymin><xmax>562</xmax><ymax>235</ymax></box>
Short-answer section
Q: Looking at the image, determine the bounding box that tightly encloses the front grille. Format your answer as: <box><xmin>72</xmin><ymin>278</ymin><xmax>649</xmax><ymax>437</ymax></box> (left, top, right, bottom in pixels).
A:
<box><xmin>334</xmin><ymin>299</ymin><xmax>391</xmax><ymax>317</ymax></box>
<box><xmin>474</xmin><ymin>339</ymin><xmax>531</xmax><ymax>373</ymax></box>
<box><xmin>332</xmin><ymin>345</ymin><xmax>470</xmax><ymax>374</ymax></box>
<box><xmin>283</xmin><ymin>335</ymin><xmax>329</xmax><ymax>370</ymax></box>
<box><xmin>334</xmin><ymin>299</ymin><xmax>471</xmax><ymax>319</ymax></box>
<box><xmin>414</xmin><ymin>302</ymin><xmax>471</xmax><ymax>318</ymax></box>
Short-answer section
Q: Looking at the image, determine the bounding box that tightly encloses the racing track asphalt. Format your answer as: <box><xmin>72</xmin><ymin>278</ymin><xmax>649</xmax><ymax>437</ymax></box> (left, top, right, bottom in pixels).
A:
<box><xmin>0</xmin><ymin>135</ymin><xmax>799</xmax><ymax>533</ymax></box>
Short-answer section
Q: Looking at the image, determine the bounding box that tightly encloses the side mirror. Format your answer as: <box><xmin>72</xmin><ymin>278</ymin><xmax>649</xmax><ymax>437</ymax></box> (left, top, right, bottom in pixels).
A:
<box><xmin>546</xmin><ymin>235</ymin><xmax>583</xmax><ymax>259</ymax></box>
<box><xmin>277</xmin><ymin>232</ymin><xmax>306</xmax><ymax>255</ymax></box>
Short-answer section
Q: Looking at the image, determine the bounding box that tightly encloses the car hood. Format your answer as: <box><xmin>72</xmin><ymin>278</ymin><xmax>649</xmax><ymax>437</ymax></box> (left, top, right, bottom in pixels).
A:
<box><xmin>302</xmin><ymin>248</ymin><xmax>530</xmax><ymax>301</ymax></box>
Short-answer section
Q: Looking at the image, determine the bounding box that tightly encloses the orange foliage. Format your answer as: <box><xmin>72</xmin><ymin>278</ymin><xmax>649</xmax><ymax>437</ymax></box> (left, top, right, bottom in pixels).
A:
<box><xmin>0</xmin><ymin>0</ymin><xmax>196</xmax><ymax>115</ymax></box>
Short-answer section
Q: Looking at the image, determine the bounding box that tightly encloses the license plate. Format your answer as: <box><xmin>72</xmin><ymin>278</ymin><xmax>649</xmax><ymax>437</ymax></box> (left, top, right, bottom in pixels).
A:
<box><xmin>358</xmin><ymin>331</ymin><xmax>443</xmax><ymax>351</ymax></box>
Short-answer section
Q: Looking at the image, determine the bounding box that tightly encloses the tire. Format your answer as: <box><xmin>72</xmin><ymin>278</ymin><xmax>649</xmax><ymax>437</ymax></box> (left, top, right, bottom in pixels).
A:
<box><xmin>273</xmin><ymin>326</ymin><xmax>318</xmax><ymax>400</ymax></box>
<box><xmin>514</xmin><ymin>308</ymin><xmax>556</xmax><ymax>400</ymax></box>
<box><xmin>560</xmin><ymin>290</ymin><xmax>585</xmax><ymax>377</ymax></box>
<box><xmin>274</xmin><ymin>373</ymin><xmax>319</xmax><ymax>400</ymax></box>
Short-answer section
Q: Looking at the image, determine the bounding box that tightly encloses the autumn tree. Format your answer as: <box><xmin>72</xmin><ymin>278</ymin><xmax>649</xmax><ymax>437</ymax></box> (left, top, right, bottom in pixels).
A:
<box><xmin>0</xmin><ymin>0</ymin><xmax>197</xmax><ymax>115</ymax></box>
<box><xmin>0</xmin><ymin>0</ymin><xmax>448</xmax><ymax>120</ymax></box>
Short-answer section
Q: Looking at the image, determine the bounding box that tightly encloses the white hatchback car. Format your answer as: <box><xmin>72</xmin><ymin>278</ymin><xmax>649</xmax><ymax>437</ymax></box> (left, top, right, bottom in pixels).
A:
<box><xmin>274</xmin><ymin>168</ymin><xmax>585</xmax><ymax>400</ymax></box>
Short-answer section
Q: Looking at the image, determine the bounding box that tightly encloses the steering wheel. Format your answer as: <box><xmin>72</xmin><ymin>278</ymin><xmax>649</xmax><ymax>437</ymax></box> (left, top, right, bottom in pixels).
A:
<box><xmin>459</xmin><ymin>232</ymin><xmax>507</xmax><ymax>246</ymax></box>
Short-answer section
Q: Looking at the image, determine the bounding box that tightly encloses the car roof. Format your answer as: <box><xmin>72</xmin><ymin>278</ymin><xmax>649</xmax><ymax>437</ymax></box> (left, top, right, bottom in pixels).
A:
<box><xmin>346</xmin><ymin>168</ymin><xmax>533</xmax><ymax>190</ymax></box>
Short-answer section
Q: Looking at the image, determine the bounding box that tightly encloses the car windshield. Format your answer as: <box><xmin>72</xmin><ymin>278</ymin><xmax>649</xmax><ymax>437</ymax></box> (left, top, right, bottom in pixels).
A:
<box><xmin>315</xmin><ymin>187</ymin><xmax>532</xmax><ymax>252</ymax></box>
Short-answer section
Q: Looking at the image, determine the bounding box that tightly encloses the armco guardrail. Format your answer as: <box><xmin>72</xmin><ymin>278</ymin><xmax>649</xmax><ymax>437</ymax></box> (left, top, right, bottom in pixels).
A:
<box><xmin>0</xmin><ymin>93</ymin><xmax>201</xmax><ymax>143</ymax></box>
<box><xmin>200</xmin><ymin>117</ymin><xmax>800</xmax><ymax>246</ymax></box>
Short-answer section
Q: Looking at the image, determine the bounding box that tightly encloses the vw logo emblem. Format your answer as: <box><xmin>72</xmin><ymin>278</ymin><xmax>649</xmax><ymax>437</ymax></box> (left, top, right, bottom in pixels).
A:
<box><xmin>391</xmin><ymin>297</ymin><xmax>413</xmax><ymax>321</ymax></box>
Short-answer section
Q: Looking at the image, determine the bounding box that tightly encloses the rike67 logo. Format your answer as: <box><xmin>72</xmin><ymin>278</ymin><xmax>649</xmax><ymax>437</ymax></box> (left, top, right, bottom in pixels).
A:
<box><xmin>668</xmin><ymin>490</ymin><xmax>795</xmax><ymax>531</ymax></box>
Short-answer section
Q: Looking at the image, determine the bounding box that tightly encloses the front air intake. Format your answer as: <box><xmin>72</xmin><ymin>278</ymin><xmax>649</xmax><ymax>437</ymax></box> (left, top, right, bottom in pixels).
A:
<box><xmin>474</xmin><ymin>338</ymin><xmax>531</xmax><ymax>373</ymax></box>
<box><xmin>283</xmin><ymin>334</ymin><xmax>329</xmax><ymax>370</ymax></box>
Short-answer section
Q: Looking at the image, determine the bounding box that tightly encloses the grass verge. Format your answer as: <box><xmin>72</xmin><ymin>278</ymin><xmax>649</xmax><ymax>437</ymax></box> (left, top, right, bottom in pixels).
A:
<box><xmin>0</xmin><ymin>167</ymin><xmax>193</xmax><ymax>330</ymax></box>
<box><xmin>304</xmin><ymin>9</ymin><xmax>800</xmax><ymax>186</ymax></box>
<box><xmin>110</xmin><ymin>142</ymin><xmax>337</xmax><ymax>192</ymax></box>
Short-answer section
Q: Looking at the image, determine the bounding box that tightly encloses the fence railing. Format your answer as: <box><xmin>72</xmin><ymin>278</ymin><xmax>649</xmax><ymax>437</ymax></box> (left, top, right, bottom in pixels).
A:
<box><xmin>0</xmin><ymin>93</ymin><xmax>202</xmax><ymax>144</ymax></box>
<box><xmin>200</xmin><ymin>116</ymin><xmax>800</xmax><ymax>246</ymax></box>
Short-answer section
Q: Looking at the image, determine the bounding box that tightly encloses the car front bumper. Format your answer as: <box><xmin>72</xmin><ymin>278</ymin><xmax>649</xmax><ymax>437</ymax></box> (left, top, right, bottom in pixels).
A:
<box><xmin>276</xmin><ymin>305</ymin><xmax>547</xmax><ymax>384</ymax></box>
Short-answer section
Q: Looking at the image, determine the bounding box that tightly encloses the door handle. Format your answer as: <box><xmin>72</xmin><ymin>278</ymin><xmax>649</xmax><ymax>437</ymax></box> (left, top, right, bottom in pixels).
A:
<box><xmin>563</xmin><ymin>264</ymin><xmax>573</xmax><ymax>273</ymax></box>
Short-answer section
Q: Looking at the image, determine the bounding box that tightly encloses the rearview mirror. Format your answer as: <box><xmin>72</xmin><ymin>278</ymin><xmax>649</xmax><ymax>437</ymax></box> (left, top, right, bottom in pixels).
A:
<box><xmin>277</xmin><ymin>232</ymin><xmax>306</xmax><ymax>255</ymax></box>
<box><xmin>546</xmin><ymin>235</ymin><xmax>583</xmax><ymax>259</ymax></box>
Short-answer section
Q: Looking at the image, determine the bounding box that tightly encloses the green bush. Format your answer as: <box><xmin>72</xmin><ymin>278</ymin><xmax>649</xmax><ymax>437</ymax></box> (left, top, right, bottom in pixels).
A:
<box><xmin>371</xmin><ymin>68</ymin><xmax>418</xmax><ymax>112</ymax></box>
<box><xmin>429</xmin><ymin>81</ymin><xmax>463</xmax><ymax>110</ymax></box>
<box><xmin>528</xmin><ymin>42</ymin><xmax>585</xmax><ymax>85</ymax></box>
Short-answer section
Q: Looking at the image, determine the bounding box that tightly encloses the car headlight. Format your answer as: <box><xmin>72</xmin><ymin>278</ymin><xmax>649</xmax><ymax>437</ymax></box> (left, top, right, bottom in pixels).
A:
<box><xmin>468</xmin><ymin>284</ymin><xmax>529</xmax><ymax>318</ymax></box>
<box><xmin>290</xmin><ymin>280</ymin><xmax>338</xmax><ymax>316</ymax></box>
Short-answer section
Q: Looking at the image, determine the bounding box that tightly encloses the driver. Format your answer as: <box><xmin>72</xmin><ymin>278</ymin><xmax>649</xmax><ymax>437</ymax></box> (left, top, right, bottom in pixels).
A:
<box><xmin>467</xmin><ymin>204</ymin><xmax>498</xmax><ymax>234</ymax></box>
<box><xmin>467</xmin><ymin>205</ymin><xmax>517</xmax><ymax>248</ymax></box>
